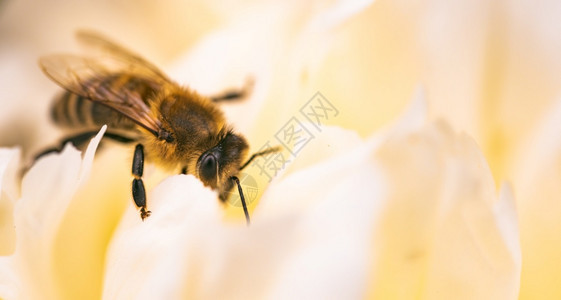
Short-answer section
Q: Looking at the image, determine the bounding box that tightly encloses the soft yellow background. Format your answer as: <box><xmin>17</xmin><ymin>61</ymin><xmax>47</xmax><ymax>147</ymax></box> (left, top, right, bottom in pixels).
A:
<box><xmin>1</xmin><ymin>0</ymin><xmax>560</xmax><ymax>298</ymax></box>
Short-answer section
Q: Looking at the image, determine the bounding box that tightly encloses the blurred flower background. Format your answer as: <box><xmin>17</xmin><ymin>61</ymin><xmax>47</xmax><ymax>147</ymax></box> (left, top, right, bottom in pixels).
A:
<box><xmin>0</xmin><ymin>0</ymin><xmax>560</xmax><ymax>299</ymax></box>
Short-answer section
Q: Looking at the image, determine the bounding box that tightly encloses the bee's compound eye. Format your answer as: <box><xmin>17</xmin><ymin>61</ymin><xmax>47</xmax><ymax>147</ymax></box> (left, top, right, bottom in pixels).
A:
<box><xmin>199</xmin><ymin>153</ymin><xmax>217</xmax><ymax>182</ymax></box>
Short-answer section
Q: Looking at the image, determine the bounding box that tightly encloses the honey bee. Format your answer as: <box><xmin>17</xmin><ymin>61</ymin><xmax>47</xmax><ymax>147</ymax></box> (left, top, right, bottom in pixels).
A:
<box><xmin>39</xmin><ymin>30</ymin><xmax>277</xmax><ymax>224</ymax></box>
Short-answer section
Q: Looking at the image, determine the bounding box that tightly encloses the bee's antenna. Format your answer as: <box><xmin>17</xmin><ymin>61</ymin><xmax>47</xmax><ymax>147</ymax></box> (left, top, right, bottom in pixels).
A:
<box><xmin>231</xmin><ymin>176</ymin><xmax>250</xmax><ymax>225</ymax></box>
<box><xmin>239</xmin><ymin>146</ymin><xmax>282</xmax><ymax>171</ymax></box>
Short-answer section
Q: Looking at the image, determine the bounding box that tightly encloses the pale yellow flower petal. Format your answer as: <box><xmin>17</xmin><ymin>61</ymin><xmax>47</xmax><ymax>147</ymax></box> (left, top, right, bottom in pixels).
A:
<box><xmin>102</xmin><ymin>175</ymin><xmax>219</xmax><ymax>299</ymax></box>
<box><xmin>100</xmin><ymin>90</ymin><xmax>520</xmax><ymax>299</ymax></box>
<box><xmin>0</xmin><ymin>0</ymin><xmax>542</xmax><ymax>298</ymax></box>
<box><xmin>0</xmin><ymin>148</ymin><xmax>21</xmax><ymax>255</ymax></box>
<box><xmin>513</xmin><ymin>97</ymin><xmax>561</xmax><ymax>298</ymax></box>
<box><xmin>254</xmin><ymin>140</ymin><xmax>382</xmax><ymax>299</ymax></box>
<box><xmin>103</xmin><ymin>124</ymin><xmax>380</xmax><ymax>298</ymax></box>
<box><xmin>0</xmin><ymin>148</ymin><xmax>21</xmax><ymax>204</ymax></box>
<box><xmin>0</xmin><ymin>126</ymin><xmax>105</xmax><ymax>299</ymax></box>
<box><xmin>369</xmin><ymin>118</ymin><xmax>520</xmax><ymax>299</ymax></box>
<box><xmin>257</xmin><ymin>86</ymin><xmax>425</xmax><ymax>217</ymax></box>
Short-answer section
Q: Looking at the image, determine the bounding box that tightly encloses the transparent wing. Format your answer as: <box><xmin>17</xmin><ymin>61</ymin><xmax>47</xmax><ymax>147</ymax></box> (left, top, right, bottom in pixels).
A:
<box><xmin>75</xmin><ymin>29</ymin><xmax>171</xmax><ymax>82</ymax></box>
<box><xmin>39</xmin><ymin>54</ymin><xmax>162</xmax><ymax>136</ymax></box>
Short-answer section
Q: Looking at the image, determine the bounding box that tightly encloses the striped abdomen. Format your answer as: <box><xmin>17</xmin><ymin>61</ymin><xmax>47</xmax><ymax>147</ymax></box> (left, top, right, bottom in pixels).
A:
<box><xmin>50</xmin><ymin>74</ymin><xmax>156</xmax><ymax>131</ymax></box>
<box><xmin>51</xmin><ymin>92</ymin><xmax>135</xmax><ymax>130</ymax></box>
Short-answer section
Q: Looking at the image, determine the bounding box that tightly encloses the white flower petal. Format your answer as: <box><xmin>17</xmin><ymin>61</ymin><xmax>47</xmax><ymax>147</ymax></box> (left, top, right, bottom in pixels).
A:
<box><xmin>382</xmin><ymin>84</ymin><xmax>428</xmax><ymax>137</ymax></box>
<box><xmin>272</xmin><ymin>125</ymin><xmax>363</xmax><ymax>181</ymax></box>
<box><xmin>0</xmin><ymin>148</ymin><xmax>20</xmax><ymax>255</ymax></box>
<box><xmin>0</xmin><ymin>148</ymin><xmax>21</xmax><ymax>204</ymax></box>
<box><xmin>0</xmin><ymin>149</ymin><xmax>20</xmax><ymax>296</ymax></box>
<box><xmin>512</xmin><ymin>96</ymin><xmax>561</xmax><ymax>298</ymax></box>
<box><xmin>305</xmin><ymin>0</ymin><xmax>375</xmax><ymax>33</ymax></box>
<box><xmin>0</xmin><ymin>0</ymin><xmax>541</xmax><ymax>298</ymax></box>
<box><xmin>102</xmin><ymin>120</ymin><xmax>379</xmax><ymax>298</ymax></box>
<box><xmin>102</xmin><ymin>92</ymin><xmax>427</xmax><ymax>298</ymax></box>
<box><xmin>261</xmin><ymin>158</ymin><xmax>382</xmax><ymax>299</ymax></box>
<box><xmin>78</xmin><ymin>125</ymin><xmax>107</xmax><ymax>185</ymax></box>
<box><xmin>0</xmin><ymin>127</ymin><xmax>105</xmax><ymax>299</ymax></box>
<box><xmin>0</xmin><ymin>258</ymin><xmax>18</xmax><ymax>300</ymax></box>
<box><xmin>369</xmin><ymin>120</ymin><xmax>520</xmax><ymax>298</ymax></box>
<box><xmin>258</xmin><ymin>86</ymin><xmax>426</xmax><ymax>217</ymax></box>
<box><xmin>495</xmin><ymin>183</ymin><xmax>522</xmax><ymax>279</ymax></box>
<box><xmin>103</xmin><ymin>175</ymin><xmax>219</xmax><ymax>299</ymax></box>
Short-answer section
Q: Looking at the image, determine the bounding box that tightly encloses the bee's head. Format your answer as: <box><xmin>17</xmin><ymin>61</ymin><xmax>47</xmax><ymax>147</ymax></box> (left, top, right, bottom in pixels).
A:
<box><xmin>196</xmin><ymin>130</ymin><xmax>249</xmax><ymax>197</ymax></box>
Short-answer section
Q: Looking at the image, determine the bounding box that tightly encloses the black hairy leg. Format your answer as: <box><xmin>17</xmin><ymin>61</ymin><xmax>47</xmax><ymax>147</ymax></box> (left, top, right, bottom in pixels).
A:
<box><xmin>34</xmin><ymin>130</ymin><xmax>136</xmax><ymax>161</ymax></box>
<box><xmin>132</xmin><ymin>144</ymin><xmax>150</xmax><ymax>220</ymax></box>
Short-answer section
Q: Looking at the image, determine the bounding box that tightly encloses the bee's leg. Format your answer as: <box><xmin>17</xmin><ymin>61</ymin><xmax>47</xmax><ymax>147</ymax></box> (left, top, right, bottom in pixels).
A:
<box><xmin>34</xmin><ymin>130</ymin><xmax>137</xmax><ymax>161</ymax></box>
<box><xmin>231</xmin><ymin>176</ymin><xmax>250</xmax><ymax>226</ymax></box>
<box><xmin>132</xmin><ymin>144</ymin><xmax>151</xmax><ymax>220</ymax></box>
<box><xmin>34</xmin><ymin>131</ymin><xmax>100</xmax><ymax>160</ymax></box>
<box><xmin>24</xmin><ymin>130</ymin><xmax>137</xmax><ymax>179</ymax></box>
<box><xmin>210</xmin><ymin>78</ymin><xmax>254</xmax><ymax>103</ymax></box>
